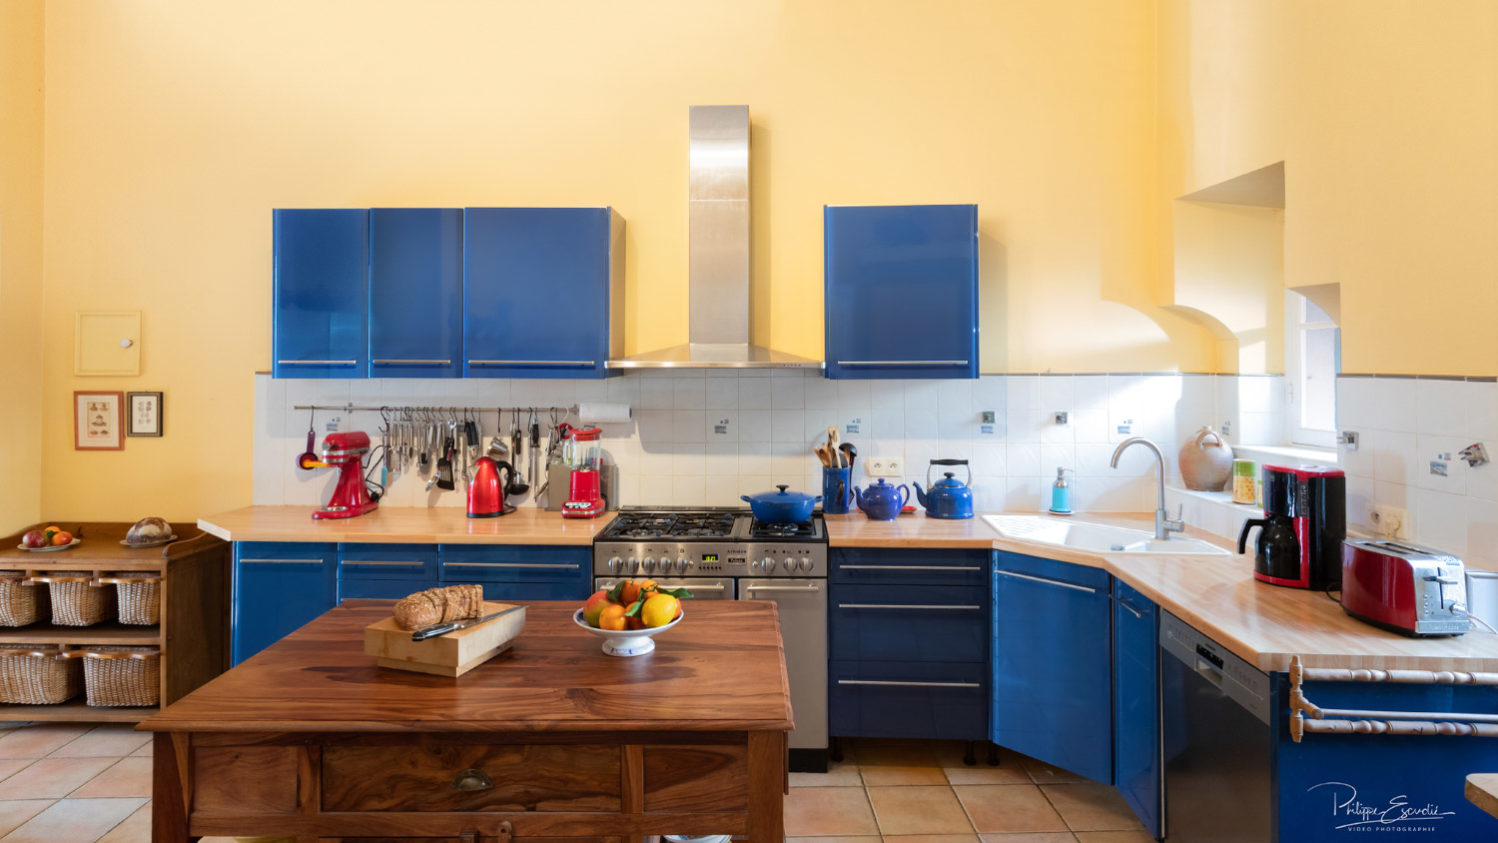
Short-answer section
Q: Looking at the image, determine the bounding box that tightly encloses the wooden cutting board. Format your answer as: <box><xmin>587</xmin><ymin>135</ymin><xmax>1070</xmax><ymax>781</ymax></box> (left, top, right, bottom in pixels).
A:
<box><xmin>363</xmin><ymin>601</ymin><xmax>526</xmax><ymax>677</ymax></box>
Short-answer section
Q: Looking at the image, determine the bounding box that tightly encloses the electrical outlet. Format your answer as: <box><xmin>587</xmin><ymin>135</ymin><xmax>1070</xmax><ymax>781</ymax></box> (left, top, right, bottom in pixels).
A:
<box><xmin>1370</xmin><ymin>505</ymin><xmax>1409</xmax><ymax>539</ymax></box>
<box><xmin>884</xmin><ymin>458</ymin><xmax>902</xmax><ymax>477</ymax></box>
<box><xmin>865</xmin><ymin>457</ymin><xmax>903</xmax><ymax>478</ymax></box>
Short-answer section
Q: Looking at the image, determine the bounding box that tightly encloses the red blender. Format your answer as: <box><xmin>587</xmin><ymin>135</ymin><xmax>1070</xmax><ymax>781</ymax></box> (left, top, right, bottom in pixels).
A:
<box><xmin>561</xmin><ymin>426</ymin><xmax>606</xmax><ymax>519</ymax></box>
<box><xmin>310</xmin><ymin>431</ymin><xmax>379</xmax><ymax>520</ymax></box>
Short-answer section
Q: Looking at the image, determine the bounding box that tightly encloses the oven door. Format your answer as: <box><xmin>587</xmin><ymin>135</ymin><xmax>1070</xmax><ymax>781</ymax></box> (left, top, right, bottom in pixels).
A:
<box><xmin>593</xmin><ymin>577</ymin><xmax>734</xmax><ymax>600</ymax></box>
<box><xmin>741</xmin><ymin>578</ymin><xmax>828</xmax><ymax>752</ymax></box>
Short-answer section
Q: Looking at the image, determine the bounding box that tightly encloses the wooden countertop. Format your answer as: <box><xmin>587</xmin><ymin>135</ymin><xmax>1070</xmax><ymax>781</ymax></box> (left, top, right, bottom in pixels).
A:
<box><xmin>197</xmin><ymin>506</ymin><xmax>615</xmax><ymax>546</ymax></box>
<box><xmin>830</xmin><ymin>510</ymin><xmax>1498</xmax><ymax>674</ymax></box>
<box><xmin>1467</xmin><ymin>774</ymin><xmax>1498</xmax><ymax>819</ymax></box>
<box><xmin>0</xmin><ymin>521</ymin><xmax>222</xmax><ymax>571</ymax></box>
<box><xmin>139</xmin><ymin>600</ymin><xmax>792</xmax><ymax>734</ymax></box>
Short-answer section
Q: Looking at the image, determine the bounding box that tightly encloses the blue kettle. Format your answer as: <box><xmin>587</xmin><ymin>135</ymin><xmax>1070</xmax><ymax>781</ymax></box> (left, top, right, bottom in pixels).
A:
<box><xmin>855</xmin><ymin>478</ymin><xmax>910</xmax><ymax>521</ymax></box>
<box><xmin>912</xmin><ymin>459</ymin><xmax>975</xmax><ymax>519</ymax></box>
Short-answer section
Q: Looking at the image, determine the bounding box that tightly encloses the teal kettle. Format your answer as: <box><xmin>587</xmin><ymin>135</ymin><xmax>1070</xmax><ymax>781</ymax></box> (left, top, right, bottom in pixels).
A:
<box><xmin>912</xmin><ymin>459</ymin><xmax>975</xmax><ymax>519</ymax></box>
<box><xmin>854</xmin><ymin>478</ymin><xmax>910</xmax><ymax>521</ymax></box>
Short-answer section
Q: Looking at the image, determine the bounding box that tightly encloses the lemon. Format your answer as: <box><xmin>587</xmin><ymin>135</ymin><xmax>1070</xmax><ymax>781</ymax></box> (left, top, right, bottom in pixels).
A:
<box><xmin>640</xmin><ymin>593</ymin><xmax>680</xmax><ymax>628</ymax></box>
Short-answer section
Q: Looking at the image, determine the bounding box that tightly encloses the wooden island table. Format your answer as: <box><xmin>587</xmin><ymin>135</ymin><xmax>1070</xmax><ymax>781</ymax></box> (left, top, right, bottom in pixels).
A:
<box><xmin>140</xmin><ymin>600</ymin><xmax>791</xmax><ymax>843</ymax></box>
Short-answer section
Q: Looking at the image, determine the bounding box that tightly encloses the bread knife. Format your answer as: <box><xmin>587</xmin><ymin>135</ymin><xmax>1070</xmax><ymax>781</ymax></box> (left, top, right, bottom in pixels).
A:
<box><xmin>411</xmin><ymin>605</ymin><xmax>524</xmax><ymax>641</ymax></box>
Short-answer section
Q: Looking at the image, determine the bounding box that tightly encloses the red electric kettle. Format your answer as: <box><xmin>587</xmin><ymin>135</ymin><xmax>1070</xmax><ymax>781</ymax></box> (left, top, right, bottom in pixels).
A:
<box><xmin>468</xmin><ymin>457</ymin><xmax>516</xmax><ymax>518</ymax></box>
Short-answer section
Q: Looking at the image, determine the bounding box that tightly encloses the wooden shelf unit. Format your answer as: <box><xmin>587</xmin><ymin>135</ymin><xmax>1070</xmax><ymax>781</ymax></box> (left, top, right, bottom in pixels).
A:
<box><xmin>0</xmin><ymin>521</ymin><xmax>229</xmax><ymax>724</ymax></box>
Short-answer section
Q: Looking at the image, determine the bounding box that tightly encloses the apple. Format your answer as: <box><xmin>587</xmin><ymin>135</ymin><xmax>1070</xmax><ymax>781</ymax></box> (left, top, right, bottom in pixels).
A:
<box><xmin>21</xmin><ymin>530</ymin><xmax>45</xmax><ymax>548</ymax></box>
<box><xmin>51</xmin><ymin>531</ymin><xmax>73</xmax><ymax>547</ymax></box>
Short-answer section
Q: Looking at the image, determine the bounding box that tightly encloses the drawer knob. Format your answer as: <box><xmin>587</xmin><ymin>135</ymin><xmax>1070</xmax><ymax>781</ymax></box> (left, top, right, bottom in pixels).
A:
<box><xmin>452</xmin><ymin>768</ymin><xmax>493</xmax><ymax>791</ymax></box>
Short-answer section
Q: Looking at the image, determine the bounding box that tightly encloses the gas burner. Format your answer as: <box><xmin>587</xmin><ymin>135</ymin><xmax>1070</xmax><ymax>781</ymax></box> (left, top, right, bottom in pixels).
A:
<box><xmin>670</xmin><ymin>513</ymin><xmax>737</xmax><ymax>538</ymax></box>
<box><xmin>599</xmin><ymin>511</ymin><xmax>740</xmax><ymax>541</ymax></box>
<box><xmin>749</xmin><ymin>519</ymin><xmax>816</xmax><ymax>539</ymax></box>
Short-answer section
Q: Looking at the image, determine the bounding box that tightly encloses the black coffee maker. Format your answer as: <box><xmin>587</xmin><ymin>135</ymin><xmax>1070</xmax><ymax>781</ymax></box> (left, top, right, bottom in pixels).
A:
<box><xmin>1237</xmin><ymin>464</ymin><xmax>1346</xmax><ymax>589</ymax></box>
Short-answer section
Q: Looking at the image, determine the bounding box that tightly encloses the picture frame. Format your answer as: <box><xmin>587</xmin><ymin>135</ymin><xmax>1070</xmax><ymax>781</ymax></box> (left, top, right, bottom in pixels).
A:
<box><xmin>127</xmin><ymin>391</ymin><xmax>164</xmax><ymax>437</ymax></box>
<box><xmin>74</xmin><ymin>391</ymin><xmax>125</xmax><ymax>450</ymax></box>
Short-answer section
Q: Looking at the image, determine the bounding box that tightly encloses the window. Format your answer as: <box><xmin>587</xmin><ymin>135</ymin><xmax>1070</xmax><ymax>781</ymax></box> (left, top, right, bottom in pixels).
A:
<box><xmin>1284</xmin><ymin>291</ymin><xmax>1340</xmax><ymax>448</ymax></box>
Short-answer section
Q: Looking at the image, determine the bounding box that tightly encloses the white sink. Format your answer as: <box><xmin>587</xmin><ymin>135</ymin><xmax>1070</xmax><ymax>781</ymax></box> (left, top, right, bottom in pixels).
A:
<box><xmin>983</xmin><ymin>515</ymin><xmax>1230</xmax><ymax>556</ymax></box>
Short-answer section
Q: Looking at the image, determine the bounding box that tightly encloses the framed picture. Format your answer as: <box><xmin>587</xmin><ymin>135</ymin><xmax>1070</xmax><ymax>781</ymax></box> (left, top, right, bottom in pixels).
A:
<box><xmin>74</xmin><ymin>391</ymin><xmax>124</xmax><ymax>450</ymax></box>
<box><xmin>127</xmin><ymin>391</ymin><xmax>164</xmax><ymax>437</ymax></box>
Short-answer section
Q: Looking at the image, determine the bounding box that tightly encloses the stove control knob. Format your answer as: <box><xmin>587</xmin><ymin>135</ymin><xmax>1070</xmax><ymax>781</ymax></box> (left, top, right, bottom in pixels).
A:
<box><xmin>664</xmin><ymin>558</ymin><xmax>679</xmax><ymax>574</ymax></box>
<box><xmin>643</xmin><ymin>557</ymin><xmax>657</xmax><ymax>573</ymax></box>
<box><xmin>627</xmin><ymin>557</ymin><xmax>638</xmax><ymax>573</ymax></box>
<box><xmin>677</xmin><ymin>556</ymin><xmax>689</xmax><ymax>572</ymax></box>
<box><xmin>762</xmin><ymin>556</ymin><xmax>777</xmax><ymax>572</ymax></box>
<box><xmin>749</xmin><ymin>559</ymin><xmax>762</xmax><ymax>573</ymax></box>
<box><xmin>608</xmin><ymin>556</ymin><xmax>622</xmax><ymax>573</ymax></box>
<box><xmin>799</xmin><ymin>557</ymin><xmax>813</xmax><ymax>572</ymax></box>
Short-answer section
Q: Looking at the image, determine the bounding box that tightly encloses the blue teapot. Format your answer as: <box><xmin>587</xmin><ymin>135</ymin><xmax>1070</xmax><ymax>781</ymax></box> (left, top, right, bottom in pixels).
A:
<box><xmin>855</xmin><ymin>478</ymin><xmax>910</xmax><ymax>521</ymax></box>
<box><xmin>912</xmin><ymin>459</ymin><xmax>975</xmax><ymax>519</ymax></box>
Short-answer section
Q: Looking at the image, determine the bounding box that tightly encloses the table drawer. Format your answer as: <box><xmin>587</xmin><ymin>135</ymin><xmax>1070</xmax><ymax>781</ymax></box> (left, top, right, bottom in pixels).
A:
<box><xmin>831</xmin><ymin>548</ymin><xmax>989</xmax><ymax>586</ymax></box>
<box><xmin>321</xmin><ymin>744</ymin><xmax>620</xmax><ymax>813</ymax></box>
<box><xmin>830</xmin><ymin>659</ymin><xmax>988</xmax><ymax>741</ymax></box>
<box><xmin>829</xmin><ymin>584</ymin><xmax>988</xmax><ymax>663</ymax></box>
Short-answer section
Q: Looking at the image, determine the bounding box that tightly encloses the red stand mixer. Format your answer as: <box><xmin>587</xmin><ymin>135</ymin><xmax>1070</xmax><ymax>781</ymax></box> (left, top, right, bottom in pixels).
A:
<box><xmin>561</xmin><ymin>426</ymin><xmax>606</xmax><ymax>519</ymax></box>
<box><xmin>309</xmin><ymin>431</ymin><xmax>379</xmax><ymax>520</ymax></box>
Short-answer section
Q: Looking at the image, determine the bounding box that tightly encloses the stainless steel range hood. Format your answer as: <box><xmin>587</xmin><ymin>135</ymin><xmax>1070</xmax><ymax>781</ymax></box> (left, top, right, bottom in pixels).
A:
<box><xmin>607</xmin><ymin>106</ymin><xmax>822</xmax><ymax>370</ymax></box>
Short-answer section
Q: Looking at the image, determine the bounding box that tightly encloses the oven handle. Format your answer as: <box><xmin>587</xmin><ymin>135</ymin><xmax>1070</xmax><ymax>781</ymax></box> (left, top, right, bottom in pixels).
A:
<box><xmin>743</xmin><ymin>584</ymin><xmax>823</xmax><ymax>593</ymax></box>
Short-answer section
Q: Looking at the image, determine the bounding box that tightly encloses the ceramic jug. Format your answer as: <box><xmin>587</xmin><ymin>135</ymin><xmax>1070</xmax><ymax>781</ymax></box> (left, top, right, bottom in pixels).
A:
<box><xmin>1179</xmin><ymin>426</ymin><xmax>1234</xmax><ymax>491</ymax></box>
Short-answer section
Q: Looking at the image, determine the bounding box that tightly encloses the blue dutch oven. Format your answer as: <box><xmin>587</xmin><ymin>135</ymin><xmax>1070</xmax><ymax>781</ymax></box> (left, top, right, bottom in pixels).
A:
<box><xmin>741</xmin><ymin>484</ymin><xmax>822</xmax><ymax>523</ymax></box>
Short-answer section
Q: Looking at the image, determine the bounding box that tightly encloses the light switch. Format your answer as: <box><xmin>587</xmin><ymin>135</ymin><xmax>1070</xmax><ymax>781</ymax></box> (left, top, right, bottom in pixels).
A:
<box><xmin>75</xmin><ymin>311</ymin><xmax>141</xmax><ymax>376</ymax></box>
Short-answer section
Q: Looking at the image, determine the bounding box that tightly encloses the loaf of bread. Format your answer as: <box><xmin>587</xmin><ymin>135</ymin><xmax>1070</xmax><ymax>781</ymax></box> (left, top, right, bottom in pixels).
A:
<box><xmin>393</xmin><ymin>585</ymin><xmax>484</xmax><ymax>630</ymax></box>
<box><xmin>125</xmin><ymin>517</ymin><xmax>172</xmax><ymax>544</ymax></box>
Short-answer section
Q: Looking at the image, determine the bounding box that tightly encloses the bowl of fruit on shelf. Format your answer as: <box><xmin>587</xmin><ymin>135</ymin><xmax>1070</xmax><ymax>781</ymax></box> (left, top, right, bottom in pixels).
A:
<box><xmin>18</xmin><ymin>525</ymin><xmax>79</xmax><ymax>552</ymax></box>
<box><xmin>573</xmin><ymin>578</ymin><xmax>691</xmax><ymax>657</ymax></box>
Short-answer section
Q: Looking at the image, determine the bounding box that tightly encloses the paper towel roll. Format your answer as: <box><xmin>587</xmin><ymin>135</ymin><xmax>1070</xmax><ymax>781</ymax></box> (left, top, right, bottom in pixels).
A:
<box><xmin>578</xmin><ymin>402</ymin><xmax>631</xmax><ymax>424</ymax></box>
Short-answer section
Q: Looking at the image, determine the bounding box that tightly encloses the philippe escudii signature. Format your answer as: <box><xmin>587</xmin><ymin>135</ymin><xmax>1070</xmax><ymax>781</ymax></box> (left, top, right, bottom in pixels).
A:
<box><xmin>1308</xmin><ymin>782</ymin><xmax>1456</xmax><ymax>830</ymax></box>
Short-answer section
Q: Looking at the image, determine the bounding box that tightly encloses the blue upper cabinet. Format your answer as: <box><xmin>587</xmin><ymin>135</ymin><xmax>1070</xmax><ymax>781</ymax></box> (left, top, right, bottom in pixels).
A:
<box><xmin>272</xmin><ymin>209</ymin><xmax>370</xmax><ymax>378</ymax></box>
<box><xmin>824</xmin><ymin>204</ymin><xmax>979</xmax><ymax>380</ymax></box>
<box><xmin>462</xmin><ymin>207</ymin><xmax>622</xmax><ymax>379</ymax></box>
<box><xmin>368</xmin><ymin>209</ymin><xmax>463</xmax><ymax>378</ymax></box>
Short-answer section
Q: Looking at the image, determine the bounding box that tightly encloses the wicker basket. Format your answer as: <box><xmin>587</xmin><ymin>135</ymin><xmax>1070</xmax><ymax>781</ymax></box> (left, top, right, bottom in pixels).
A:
<box><xmin>32</xmin><ymin>572</ymin><xmax>116</xmax><ymax>626</ymax></box>
<box><xmin>81</xmin><ymin>646</ymin><xmax>160</xmax><ymax>707</ymax></box>
<box><xmin>98</xmin><ymin>573</ymin><xmax>161</xmax><ymax>626</ymax></box>
<box><xmin>0</xmin><ymin>571</ymin><xmax>49</xmax><ymax>627</ymax></box>
<box><xmin>0</xmin><ymin>644</ymin><xmax>81</xmax><ymax>704</ymax></box>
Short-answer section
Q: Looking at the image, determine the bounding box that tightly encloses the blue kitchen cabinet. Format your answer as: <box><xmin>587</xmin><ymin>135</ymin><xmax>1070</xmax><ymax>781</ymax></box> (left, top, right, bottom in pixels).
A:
<box><xmin>232</xmin><ymin>542</ymin><xmax>338</xmax><ymax>664</ymax></box>
<box><xmin>1112</xmin><ymin>580</ymin><xmax>1161</xmax><ymax>838</ymax></box>
<box><xmin>823</xmin><ymin>204</ymin><xmax>978</xmax><ymax>380</ymax></box>
<box><xmin>368</xmin><ymin>209</ymin><xmax>463</xmax><ymax>378</ymax></box>
<box><xmin>830</xmin><ymin>659</ymin><xmax>990</xmax><ymax>741</ymax></box>
<box><xmin>991</xmin><ymin>551</ymin><xmax>1113</xmax><ymax>783</ymax></box>
<box><xmin>272</xmin><ymin>209</ymin><xmax>370</xmax><ymax>378</ymax></box>
<box><xmin>438</xmin><ymin>544</ymin><xmax>591</xmax><ymax>601</ymax></box>
<box><xmin>462</xmin><ymin>208</ymin><xmax>621</xmax><ymax>378</ymax></box>
<box><xmin>338</xmin><ymin>543</ymin><xmax>438</xmax><ymax>600</ymax></box>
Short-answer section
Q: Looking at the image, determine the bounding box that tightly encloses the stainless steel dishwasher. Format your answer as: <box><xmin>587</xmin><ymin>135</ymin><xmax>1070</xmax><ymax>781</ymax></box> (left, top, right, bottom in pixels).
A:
<box><xmin>1160</xmin><ymin>611</ymin><xmax>1273</xmax><ymax>842</ymax></box>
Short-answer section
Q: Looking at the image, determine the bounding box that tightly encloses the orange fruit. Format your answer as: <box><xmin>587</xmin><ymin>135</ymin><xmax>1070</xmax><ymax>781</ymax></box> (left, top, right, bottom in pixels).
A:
<box><xmin>582</xmin><ymin>590</ymin><xmax>612</xmax><ymax>627</ymax></box>
<box><xmin>620</xmin><ymin>579</ymin><xmax>657</xmax><ymax>605</ymax></box>
<box><xmin>597</xmin><ymin>604</ymin><xmax>628</xmax><ymax>631</ymax></box>
<box><xmin>51</xmin><ymin>531</ymin><xmax>73</xmax><ymax>547</ymax></box>
<box><xmin>625</xmin><ymin>615</ymin><xmax>645</xmax><ymax>630</ymax></box>
<box><xmin>641</xmin><ymin>593</ymin><xmax>680</xmax><ymax>628</ymax></box>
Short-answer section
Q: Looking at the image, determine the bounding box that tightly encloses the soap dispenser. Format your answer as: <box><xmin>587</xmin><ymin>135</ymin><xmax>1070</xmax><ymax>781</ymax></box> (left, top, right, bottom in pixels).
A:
<box><xmin>1049</xmin><ymin>467</ymin><xmax>1073</xmax><ymax>516</ymax></box>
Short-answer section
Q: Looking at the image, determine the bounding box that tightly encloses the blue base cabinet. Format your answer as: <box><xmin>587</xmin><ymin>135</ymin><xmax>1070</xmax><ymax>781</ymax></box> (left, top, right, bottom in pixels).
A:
<box><xmin>439</xmin><ymin>545</ymin><xmax>591</xmax><ymax>601</ymax></box>
<box><xmin>823</xmin><ymin>204</ymin><xmax>979</xmax><ymax>380</ymax></box>
<box><xmin>991</xmin><ymin>551</ymin><xmax>1113</xmax><ymax>783</ymax></box>
<box><xmin>232</xmin><ymin>542</ymin><xmax>338</xmax><ymax>664</ymax></box>
<box><xmin>1112</xmin><ymin>580</ymin><xmax>1161</xmax><ymax>838</ymax></box>
<box><xmin>828</xmin><ymin>548</ymin><xmax>990</xmax><ymax>741</ymax></box>
<box><xmin>338</xmin><ymin>543</ymin><xmax>439</xmax><ymax>600</ymax></box>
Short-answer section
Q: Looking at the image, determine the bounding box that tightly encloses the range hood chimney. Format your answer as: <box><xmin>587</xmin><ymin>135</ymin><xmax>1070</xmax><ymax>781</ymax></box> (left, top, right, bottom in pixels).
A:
<box><xmin>607</xmin><ymin>106</ymin><xmax>823</xmax><ymax>369</ymax></box>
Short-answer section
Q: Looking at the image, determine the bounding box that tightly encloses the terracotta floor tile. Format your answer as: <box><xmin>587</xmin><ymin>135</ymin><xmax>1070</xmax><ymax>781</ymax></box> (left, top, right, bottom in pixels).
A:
<box><xmin>1073</xmin><ymin>832</ymin><xmax>1154</xmax><ymax>842</ymax></box>
<box><xmin>49</xmin><ymin>724</ymin><xmax>152</xmax><ymax>758</ymax></box>
<box><xmin>0</xmin><ymin>725</ymin><xmax>90</xmax><ymax>759</ymax></box>
<box><xmin>0</xmin><ymin>801</ymin><xmax>52</xmax><ymax>838</ymax></box>
<box><xmin>0</xmin><ymin>797</ymin><xmax>146</xmax><ymax>843</ymax></box>
<box><xmin>1020</xmin><ymin>756</ymin><xmax>1088</xmax><ymax>785</ymax></box>
<box><xmin>128</xmin><ymin>741</ymin><xmax>152</xmax><ymax>758</ymax></box>
<box><xmin>954</xmin><ymin>784</ymin><xmax>1068</xmax><ymax>833</ymax></box>
<box><xmin>72</xmin><ymin>757</ymin><xmax>153</xmax><ymax>798</ymax></box>
<box><xmin>941</xmin><ymin>748</ymin><xmax>1033</xmax><ymax>786</ymax></box>
<box><xmin>0</xmin><ymin>755</ymin><xmax>116</xmax><ymax>799</ymax></box>
<box><xmin>881</xmin><ymin>836</ymin><xmax>981</xmax><ymax>842</ymax></box>
<box><xmin>784</xmin><ymin>786</ymin><xmax>879</xmax><ymax>836</ymax></box>
<box><xmin>790</xmin><ymin>758</ymin><xmax>862</xmax><ymax>787</ymax></box>
<box><xmin>978</xmin><ymin>834</ymin><xmax>1078</xmax><ymax>843</ymax></box>
<box><xmin>867</xmin><ymin>785</ymin><xmax>975</xmax><ymax>836</ymax></box>
<box><xmin>1040</xmin><ymin>785</ymin><xmax>1144</xmax><ymax>832</ymax></box>
<box><xmin>96</xmin><ymin>801</ymin><xmax>152</xmax><ymax>843</ymax></box>
<box><xmin>0</xmin><ymin>759</ymin><xmax>31</xmax><ymax>782</ymax></box>
<box><xmin>784</xmin><ymin>838</ymin><xmax>881</xmax><ymax>843</ymax></box>
<box><xmin>855</xmin><ymin>740</ymin><xmax>950</xmax><ymax>786</ymax></box>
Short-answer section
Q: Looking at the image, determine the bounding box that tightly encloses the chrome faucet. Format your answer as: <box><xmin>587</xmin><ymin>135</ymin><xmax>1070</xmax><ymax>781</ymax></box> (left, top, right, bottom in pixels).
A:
<box><xmin>1110</xmin><ymin>436</ymin><xmax>1185</xmax><ymax>541</ymax></box>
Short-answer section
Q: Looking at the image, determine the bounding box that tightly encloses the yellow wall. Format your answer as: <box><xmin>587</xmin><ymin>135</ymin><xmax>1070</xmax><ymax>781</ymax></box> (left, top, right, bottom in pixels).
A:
<box><xmin>37</xmin><ymin>0</ymin><xmax>1211</xmax><ymax>520</ymax></box>
<box><xmin>0</xmin><ymin>0</ymin><xmax>45</xmax><ymax>534</ymax></box>
<box><xmin>1158</xmin><ymin>0</ymin><xmax>1498</xmax><ymax>376</ymax></box>
<box><xmin>1169</xmin><ymin>201</ymin><xmax>1284</xmax><ymax>374</ymax></box>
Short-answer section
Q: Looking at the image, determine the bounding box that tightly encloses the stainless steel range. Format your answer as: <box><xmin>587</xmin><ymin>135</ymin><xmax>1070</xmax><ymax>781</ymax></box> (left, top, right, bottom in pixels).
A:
<box><xmin>593</xmin><ymin>507</ymin><xmax>828</xmax><ymax>771</ymax></box>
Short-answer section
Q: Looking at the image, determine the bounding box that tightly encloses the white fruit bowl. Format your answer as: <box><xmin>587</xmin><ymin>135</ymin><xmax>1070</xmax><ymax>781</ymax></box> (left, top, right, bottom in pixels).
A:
<box><xmin>572</xmin><ymin>607</ymin><xmax>683</xmax><ymax>657</ymax></box>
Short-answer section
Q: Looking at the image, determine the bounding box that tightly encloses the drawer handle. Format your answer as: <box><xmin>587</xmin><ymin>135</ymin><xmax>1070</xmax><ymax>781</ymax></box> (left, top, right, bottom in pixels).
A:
<box><xmin>239</xmin><ymin>558</ymin><xmax>324</xmax><ymax>565</ymax></box>
<box><xmin>341</xmin><ymin>560</ymin><xmax>425</xmax><ymax>568</ymax></box>
<box><xmin>836</xmin><ymin>360</ymin><xmax>969</xmax><ymax>367</ymax></box>
<box><xmin>468</xmin><ymin>359</ymin><xmax>596</xmax><ymax>367</ymax></box>
<box><xmin>837</xmin><ymin>679</ymin><xmax>981</xmax><ymax>689</ymax></box>
<box><xmin>446</xmin><ymin>562</ymin><xmax>580</xmax><ymax>570</ymax></box>
<box><xmin>838</xmin><ymin>603</ymin><xmax>980</xmax><ymax>611</ymax></box>
<box><xmin>838</xmin><ymin>565</ymin><xmax>982</xmax><ymax>572</ymax></box>
<box><xmin>1115</xmin><ymin>597</ymin><xmax>1145</xmax><ymax>619</ymax></box>
<box><xmin>993</xmin><ymin>568</ymin><xmax>1100</xmax><ymax>594</ymax></box>
<box><xmin>276</xmin><ymin>360</ymin><xmax>357</xmax><ymax>366</ymax></box>
<box><xmin>372</xmin><ymin>359</ymin><xmax>452</xmax><ymax>365</ymax></box>
<box><xmin>452</xmin><ymin>768</ymin><xmax>492</xmax><ymax>791</ymax></box>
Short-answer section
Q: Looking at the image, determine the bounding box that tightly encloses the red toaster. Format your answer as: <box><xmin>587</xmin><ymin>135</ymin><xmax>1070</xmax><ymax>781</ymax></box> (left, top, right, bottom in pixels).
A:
<box><xmin>1340</xmin><ymin>538</ymin><xmax>1470</xmax><ymax>637</ymax></box>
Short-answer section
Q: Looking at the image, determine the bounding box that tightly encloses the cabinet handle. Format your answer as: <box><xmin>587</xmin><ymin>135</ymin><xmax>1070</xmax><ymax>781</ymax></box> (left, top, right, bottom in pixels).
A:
<box><xmin>372</xmin><ymin>359</ymin><xmax>452</xmax><ymax>366</ymax></box>
<box><xmin>341</xmin><ymin>560</ymin><xmax>425</xmax><ymax>568</ymax></box>
<box><xmin>744</xmin><ymin>584</ymin><xmax>822</xmax><ymax>593</ymax></box>
<box><xmin>276</xmin><ymin>360</ymin><xmax>357</xmax><ymax>366</ymax></box>
<box><xmin>837</xmin><ymin>679</ymin><xmax>981</xmax><ymax>689</ymax></box>
<box><xmin>239</xmin><ymin>558</ymin><xmax>324</xmax><ymax>565</ymax></box>
<box><xmin>838</xmin><ymin>565</ymin><xmax>982</xmax><ymax>572</ymax></box>
<box><xmin>445</xmin><ymin>562</ymin><xmax>580</xmax><ymax>570</ymax></box>
<box><xmin>838</xmin><ymin>603</ymin><xmax>980</xmax><ymax>610</ymax></box>
<box><xmin>467</xmin><ymin>360</ymin><xmax>596</xmax><ymax>367</ymax></box>
<box><xmin>1115</xmin><ymin>598</ymin><xmax>1145</xmax><ymax>619</ymax></box>
<box><xmin>451</xmin><ymin>768</ymin><xmax>492</xmax><ymax>791</ymax></box>
<box><xmin>993</xmin><ymin>568</ymin><xmax>1100</xmax><ymax>594</ymax></box>
<box><xmin>836</xmin><ymin>360</ymin><xmax>969</xmax><ymax>366</ymax></box>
